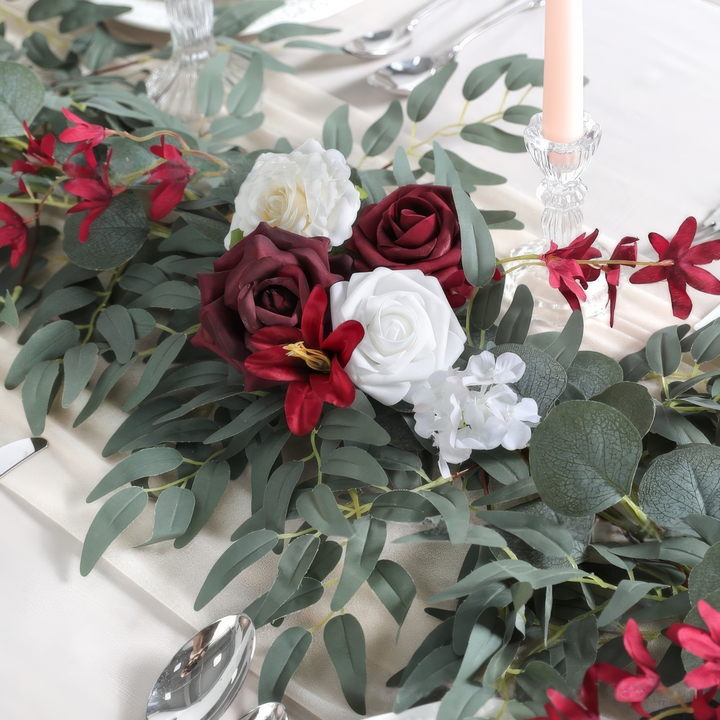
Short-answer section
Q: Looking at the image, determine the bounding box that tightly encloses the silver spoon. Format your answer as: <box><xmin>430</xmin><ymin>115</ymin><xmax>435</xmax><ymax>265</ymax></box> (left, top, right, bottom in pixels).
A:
<box><xmin>237</xmin><ymin>703</ymin><xmax>289</xmax><ymax>720</ymax></box>
<box><xmin>147</xmin><ymin>614</ymin><xmax>255</xmax><ymax>720</ymax></box>
<box><xmin>343</xmin><ymin>0</ymin><xmax>455</xmax><ymax>59</ymax></box>
<box><xmin>367</xmin><ymin>0</ymin><xmax>545</xmax><ymax>96</ymax></box>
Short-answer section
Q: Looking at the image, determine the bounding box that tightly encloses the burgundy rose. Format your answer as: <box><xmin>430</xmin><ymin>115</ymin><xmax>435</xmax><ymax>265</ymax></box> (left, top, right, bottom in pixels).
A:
<box><xmin>347</xmin><ymin>184</ymin><xmax>472</xmax><ymax>308</ymax></box>
<box><xmin>192</xmin><ymin>222</ymin><xmax>345</xmax><ymax>387</ymax></box>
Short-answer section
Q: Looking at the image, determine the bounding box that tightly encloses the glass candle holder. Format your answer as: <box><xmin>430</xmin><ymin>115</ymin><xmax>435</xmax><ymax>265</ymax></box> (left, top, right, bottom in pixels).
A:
<box><xmin>525</xmin><ymin>111</ymin><xmax>602</xmax><ymax>248</ymax></box>
<box><xmin>146</xmin><ymin>0</ymin><xmax>247</xmax><ymax>131</ymax></box>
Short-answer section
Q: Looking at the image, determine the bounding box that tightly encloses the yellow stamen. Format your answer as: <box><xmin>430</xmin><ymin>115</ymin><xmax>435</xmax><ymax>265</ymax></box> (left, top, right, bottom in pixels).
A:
<box><xmin>283</xmin><ymin>342</ymin><xmax>332</xmax><ymax>373</ymax></box>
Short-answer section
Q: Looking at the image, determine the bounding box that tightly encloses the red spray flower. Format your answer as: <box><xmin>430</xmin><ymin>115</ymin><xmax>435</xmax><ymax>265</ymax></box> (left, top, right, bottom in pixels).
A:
<box><xmin>630</xmin><ymin>217</ymin><xmax>720</xmax><ymax>320</ymax></box>
<box><xmin>244</xmin><ymin>285</ymin><xmax>363</xmax><ymax>435</ymax></box>
<box><xmin>60</xmin><ymin>107</ymin><xmax>110</xmax><ymax>150</ymax></box>
<box><xmin>593</xmin><ymin>618</ymin><xmax>659</xmax><ymax>717</ymax></box>
<box><xmin>692</xmin><ymin>689</ymin><xmax>720</xmax><ymax>720</ymax></box>
<box><xmin>531</xmin><ymin>669</ymin><xmax>600</xmax><ymax>720</ymax></box>
<box><xmin>0</xmin><ymin>202</ymin><xmax>30</xmax><ymax>268</ymax></box>
<box><xmin>147</xmin><ymin>137</ymin><xmax>194</xmax><ymax>221</ymax></box>
<box><xmin>601</xmin><ymin>236</ymin><xmax>638</xmax><ymax>326</ymax></box>
<box><xmin>667</xmin><ymin>599</ymin><xmax>720</xmax><ymax>690</ymax></box>
<box><xmin>64</xmin><ymin>149</ymin><xmax>125</xmax><ymax>243</ymax></box>
<box><xmin>12</xmin><ymin>121</ymin><xmax>56</xmax><ymax>193</ymax></box>
<box><xmin>540</xmin><ymin>230</ymin><xmax>602</xmax><ymax>310</ymax></box>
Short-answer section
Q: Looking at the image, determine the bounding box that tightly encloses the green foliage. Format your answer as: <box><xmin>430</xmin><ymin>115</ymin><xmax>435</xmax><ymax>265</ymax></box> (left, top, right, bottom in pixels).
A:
<box><xmin>0</xmin><ymin>60</ymin><xmax>45</xmax><ymax>135</ymax></box>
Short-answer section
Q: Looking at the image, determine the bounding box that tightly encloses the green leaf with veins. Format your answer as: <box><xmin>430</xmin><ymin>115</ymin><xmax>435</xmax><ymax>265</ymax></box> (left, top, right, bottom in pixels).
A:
<box><xmin>529</xmin><ymin>401</ymin><xmax>642</xmax><ymax>516</ymax></box>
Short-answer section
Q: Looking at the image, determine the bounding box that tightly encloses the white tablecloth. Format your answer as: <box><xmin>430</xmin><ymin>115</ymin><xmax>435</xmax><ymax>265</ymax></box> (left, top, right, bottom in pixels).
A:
<box><xmin>2</xmin><ymin>1</ymin><xmax>720</xmax><ymax>719</ymax></box>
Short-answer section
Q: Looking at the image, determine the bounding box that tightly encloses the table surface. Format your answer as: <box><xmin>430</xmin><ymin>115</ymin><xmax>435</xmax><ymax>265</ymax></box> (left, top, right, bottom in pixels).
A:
<box><xmin>2</xmin><ymin>2</ymin><xmax>720</xmax><ymax>720</ymax></box>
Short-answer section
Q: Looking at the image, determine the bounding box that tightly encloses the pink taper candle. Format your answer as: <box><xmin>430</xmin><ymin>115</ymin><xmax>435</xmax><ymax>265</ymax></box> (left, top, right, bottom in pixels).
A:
<box><xmin>542</xmin><ymin>0</ymin><xmax>584</xmax><ymax>143</ymax></box>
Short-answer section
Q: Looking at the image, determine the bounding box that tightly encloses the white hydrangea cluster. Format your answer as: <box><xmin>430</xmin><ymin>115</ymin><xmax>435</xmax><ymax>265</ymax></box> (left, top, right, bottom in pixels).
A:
<box><xmin>411</xmin><ymin>351</ymin><xmax>541</xmax><ymax>465</ymax></box>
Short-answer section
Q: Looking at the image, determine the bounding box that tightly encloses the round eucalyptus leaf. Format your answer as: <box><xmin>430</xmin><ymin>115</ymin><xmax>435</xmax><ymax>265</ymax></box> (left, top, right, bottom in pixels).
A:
<box><xmin>691</xmin><ymin>323</ymin><xmax>720</xmax><ymax>364</ymax></box>
<box><xmin>638</xmin><ymin>445</ymin><xmax>720</xmax><ymax>526</ymax></box>
<box><xmin>493</xmin><ymin>343</ymin><xmax>567</xmax><ymax>416</ymax></box>
<box><xmin>0</xmin><ymin>60</ymin><xmax>45</xmax><ymax>136</ymax></box>
<box><xmin>566</xmin><ymin>351</ymin><xmax>623</xmax><ymax>399</ymax></box>
<box><xmin>592</xmin><ymin>381</ymin><xmax>655</xmax><ymax>437</ymax></box>
<box><xmin>529</xmin><ymin>401</ymin><xmax>642</xmax><ymax>516</ymax></box>
<box><xmin>63</xmin><ymin>192</ymin><xmax>150</xmax><ymax>271</ymax></box>
<box><xmin>689</xmin><ymin>543</ymin><xmax>720</xmax><ymax>606</ymax></box>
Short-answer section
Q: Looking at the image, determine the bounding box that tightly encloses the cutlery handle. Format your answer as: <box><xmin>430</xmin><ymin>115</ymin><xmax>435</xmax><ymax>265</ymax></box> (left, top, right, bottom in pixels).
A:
<box><xmin>411</xmin><ymin>0</ymin><xmax>456</xmax><ymax>27</ymax></box>
<box><xmin>452</xmin><ymin>0</ymin><xmax>545</xmax><ymax>56</ymax></box>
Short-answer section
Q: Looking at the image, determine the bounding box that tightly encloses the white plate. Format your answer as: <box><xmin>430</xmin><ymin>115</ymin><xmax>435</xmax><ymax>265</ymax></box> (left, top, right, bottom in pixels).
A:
<box><xmin>98</xmin><ymin>0</ymin><xmax>365</xmax><ymax>34</ymax></box>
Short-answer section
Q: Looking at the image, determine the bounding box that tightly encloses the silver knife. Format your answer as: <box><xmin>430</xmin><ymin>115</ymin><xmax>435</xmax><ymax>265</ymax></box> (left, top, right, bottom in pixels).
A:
<box><xmin>0</xmin><ymin>437</ymin><xmax>48</xmax><ymax>478</ymax></box>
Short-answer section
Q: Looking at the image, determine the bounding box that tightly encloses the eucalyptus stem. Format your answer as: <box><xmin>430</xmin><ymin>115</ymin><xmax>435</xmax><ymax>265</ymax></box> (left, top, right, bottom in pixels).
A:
<box><xmin>464</xmin><ymin>286</ymin><xmax>479</xmax><ymax>347</ymax></box>
<box><xmin>81</xmin><ymin>262</ymin><xmax>128</xmax><ymax>345</ymax></box>
<box><xmin>308</xmin><ymin>611</ymin><xmax>335</xmax><ymax>634</ymax></box>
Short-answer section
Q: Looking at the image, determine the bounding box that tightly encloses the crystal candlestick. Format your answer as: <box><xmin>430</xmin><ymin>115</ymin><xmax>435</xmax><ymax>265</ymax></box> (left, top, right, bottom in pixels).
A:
<box><xmin>525</xmin><ymin>111</ymin><xmax>601</xmax><ymax>246</ymax></box>
<box><xmin>146</xmin><ymin>0</ymin><xmax>247</xmax><ymax>131</ymax></box>
<box><xmin>504</xmin><ymin>111</ymin><xmax>604</xmax><ymax>325</ymax></box>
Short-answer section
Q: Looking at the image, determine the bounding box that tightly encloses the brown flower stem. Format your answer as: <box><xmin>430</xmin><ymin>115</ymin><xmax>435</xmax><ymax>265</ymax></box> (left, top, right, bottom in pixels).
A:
<box><xmin>91</xmin><ymin>56</ymin><xmax>152</xmax><ymax>76</ymax></box>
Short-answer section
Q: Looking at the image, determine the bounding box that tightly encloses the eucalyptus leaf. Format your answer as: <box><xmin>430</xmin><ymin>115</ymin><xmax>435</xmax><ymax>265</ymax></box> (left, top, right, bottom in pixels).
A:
<box><xmin>432</xmin><ymin>142</ymin><xmax>462</xmax><ymax>188</ymax></box>
<box><xmin>591</xmin><ymin>382</ymin><xmax>655</xmax><ymax>437</ymax></box>
<box><xmin>318</xmin><ymin>408</ymin><xmax>390</xmax><ymax>445</ymax></box>
<box><xmin>283</xmin><ymin>40</ymin><xmax>343</xmax><ymax>52</ymax></box>
<box><xmin>324</xmin><ymin>614</ymin><xmax>367</xmax><ymax>714</ymax></box>
<box><xmin>463</xmin><ymin>55</ymin><xmax>526</xmax><ymax>100</ymax></box>
<box><xmin>469</xmin><ymin>274</ymin><xmax>505</xmax><ymax>332</ymax></box>
<box><xmin>370</xmin><ymin>490</ymin><xmax>436</xmax><ymax>523</ymax></box>
<box><xmin>59</xmin><ymin>2</ymin><xmax>131</xmax><ymax>32</ymax></box>
<box><xmin>541</xmin><ymin>311</ymin><xmax>583</xmax><ymax>369</ymax></box>
<box><xmin>566</xmin><ymin>351</ymin><xmax>624</xmax><ymax>399</ymax></box>
<box><xmin>563</xmin><ymin>616</ymin><xmax>598</xmax><ymax>690</ymax></box>
<box><xmin>28</xmin><ymin>0</ymin><xmax>76</xmax><ymax>21</ymax></box>
<box><xmin>597</xmin><ymin>580</ymin><xmax>662</xmax><ymax>625</ymax></box>
<box><xmin>18</xmin><ymin>286</ymin><xmax>97</xmax><ymax>345</ymax></box>
<box><xmin>495</xmin><ymin>285</ymin><xmax>533</xmax><ymax>346</ymax></box>
<box><xmin>452</xmin><ymin>583</ymin><xmax>512</xmax><ymax>654</ymax></box>
<box><xmin>123</xmin><ymin>333</ymin><xmax>186</xmax><ymax>410</ymax></box>
<box><xmin>197</xmin><ymin>51</ymin><xmax>228</xmax><ymax>117</ymax></box>
<box><xmin>263</xmin><ymin>461</ymin><xmax>303</xmax><ymax>538</ymax></box>
<box><xmin>253</xmin><ymin>535</ymin><xmax>319</xmax><ymax>626</ymax></box>
<box><xmin>407</xmin><ymin>61</ymin><xmax>457</xmax><ymax>123</ymax></box>
<box><xmin>424</xmin><ymin>485</ymin><xmax>470</xmax><ymax>545</ymax></box>
<box><xmin>505</xmin><ymin>57</ymin><xmax>544</xmax><ymax>89</ymax></box>
<box><xmin>0</xmin><ymin>60</ymin><xmax>45</xmax><ymax>136</ymax></box>
<box><xmin>62</xmin><ymin>343</ymin><xmax>99</xmax><ymax>408</ymax></box>
<box><xmin>80</xmin><ymin>487</ymin><xmax>147</xmax><ymax>576</ymax></box>
<box><xmin>259</xmin><ymin>22</ymin><xmax>339</xmax><ymax>42</ymax></box>
<box><xmin>87</xmin><ymin>447</ymin><xmax>184</xmax><ymax>503</ymax></box>
<box><xmin>646</xmin><ymin>326</ymin><xmax>683</xmax><ymax>377</ymax></box>
<box><xmin>5</xmin><ymin>320</ymin><xmax>79</xmax><ymax>390</ymax></box>
<box><xmin>174</xmin><ymin>461</ymin><xmax>230</xmax><ymax>549</ymax></box>
<box><xmin>64</xmin><ymin>193</ymin><xmax>149</xmax><ymax>271</ymax></box>
<box><xmin>227</xmin><ymin>54</ymin><xmax>263</xmax><ymax>118</ymax></box>
<box><xmin>307</xmin><ymin>539</ymin><xmax>343</xmax><ymax>582</ymax></box>
<box><xmin>296</xmin><ymin>483</ymin><xmax>354</xmax><ymax>538</ymax></box>
<box><xmin>367</xmin><ymin>559</ymin><xmax>416</xmax><ymax>630</ymax></box>
<box><xmin>529</xmin><ymin>401</ymin><xmax>642</xmax><ymax>516</ymax></box>
<box><xmin>476</xmin><ymin>510</ymin><xmax>574</xmax><ymax>558</ymax></box>
<box><xmin>691</xmin><ymin>323</ymin><xmax>720</xmax><ymax>364</ymax></box>
<box><xmin>639</xmin><ymin>445</ymin><xmax>720</xmax><ymax>526</ymax></box>
<box><xmin>461</xmin><ymin>123</ymin><xmax>526</xmax><ymax>152</ymax></box>
<box><xmin>392</xmin><ymin>146</ymin><xmax>415</xmax><ymax>186</ymax></box>
<box><xmin>22</xmin><ymin>360</ymin><xmax>60</xmax><ymax>435</ymax></box>
<box><xmin>129</xmin><ymin>281</ymin><xmax>201</xmax><ymax>310</ymax></box>
<box><xmin>332</xmin><ymin>516</ymin><xmax>386</xmax><ymax>611</ymax></box>
<box><xmin>0</xmin><ymin>290</ymin><xmax>18</xmax><ymax>327</ymax></box>
<box><xmin>685</xmin><ymin>515</ymin><xmax>720</xmax><ymax>546</ymax></box>
<box><xmin>210</xmin><ymin>112</ymin><xmax>264</xmax><ymax>140</ymax></box>
<box><xmin>394</xmin><ymin>644</ymin><xmax>461</xmax><ymax>713</ymax></box>
<box><xmin>258</xmin><ymin>626</ymin><xmax>312</xmax><ymax>704</ymax></box>
<box><xmin>323</xmin><ymin>446</ymin><xmax>388</xmax><ymax>488</ymax></box>
<box><xmin>96</xmin><ymin>305</ymin><xmax>136</xmax><ymax>364</ymax></box>
<box><xmin>205</xmin><ymin>392</ymin><xmax>284</xmax><ymax>444</ymax></box>
<box><xmin>452</xmin><ymin>185</ymin><xmax>495</xmax><ymax>288</ymax></box>
<box><xmin>361</xmin><ymin>100</ymin><xmax>403</xmax><ymax>157</ymax></box>
<box><xmin>137</xmin><ymin>487</ymin><xmax>194</xmax><ymax>546</ymax></box>
<box><xmin>195</xmin><ymin>529</ymin><xmax>278</xmax><ymax>610</ymax></box>
<box><xmin>503</xmin><ymin>105</ymin><xmax>541</xmax><ymax>125</ymax></box>
<box><xmin>492</xmin><ymin>342</ymin><xmax>567</xmax><ymax>416</ymax></box>
<box><xmin>689</xmin><ymin>543</ymin><xmax>720</xmax><ymax>605</ymax></box>
<box><xmin>419</xmin><ymin>147</ymin><xmax>506</xmax><ymax>187</ymax></box>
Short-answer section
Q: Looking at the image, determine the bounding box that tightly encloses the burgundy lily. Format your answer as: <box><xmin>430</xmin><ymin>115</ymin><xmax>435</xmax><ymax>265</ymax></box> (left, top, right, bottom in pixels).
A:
<box><xmin>630</xmin><ymin>217</ymin><xmax>720</xmax><ymax>320</ymax></box>
<box><xmin>531</xmin><ymin>669</ymin><xmax>601</xmax><ymax>720</ymax></box>
<box><xmin>147</xmin><ymin>136</ymin><xmax>194</xmax><ymax>221</ymax></box>
<box><xmin>593</xmin><ymin>618</ymin><xmax>659</xmax><ymax>717</ymax></box>
<box><xmin>244</xmin><ymin>285</ymin><xmax>364</xmax><ymax>435</ymax></box>
<box><xmin>64</xmin><ymin>149</ymin><xmax>125</xmax><ymax>243</ymax></box>
<box><xmin>540</xmin><ymin>230</ymin><xmax>602</xmax><ymax>310</ymax></box>
<box><xmin>601</xmin><ymin>236</ymin><xmax>638</xmax><ymax>326</ymax></box>
<box><xmin>60</xmin><ymin>107</ymin><xmax>111</xmax><ymax>150</ymax></box>
<box><xmin>12</xmin><ymin>121</ymin><xmax>56</xmax><ymax>194</ymax></box>
<box><xmin>0</xmin><ymin>202</ymin><xmax>30</xmax><ymax>268</ymax></box>
<box><xmin>667</xmin><ymin>599</ymin><xmax>720</xmax><ymax>689</ymax></box>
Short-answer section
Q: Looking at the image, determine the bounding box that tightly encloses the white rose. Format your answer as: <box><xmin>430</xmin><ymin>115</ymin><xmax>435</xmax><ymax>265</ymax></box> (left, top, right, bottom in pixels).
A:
<box><xmin>224</xmin><ymin>138</ymin><xmax>361</xmax><ymax>249</ymax></box>
<box><xmin>329</xmin><ymin>268</ymin><xmax>466</xmax><ymax>405</ymax></box>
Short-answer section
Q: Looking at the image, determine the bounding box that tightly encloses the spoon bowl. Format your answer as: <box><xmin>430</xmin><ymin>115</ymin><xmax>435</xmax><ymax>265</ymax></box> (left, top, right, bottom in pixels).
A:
<box><xmin>147</xmin><ymin>614</ymin><xmax>255</xmax><ymax>720</ymax></box>
<box><xmin>237</xmin><ymin>703</ymin><xmax>289</xmax><ymax>720</ymax></box>
<box><xmin>343</xmin><ymin>28</ymin><xmax>413</xmax><ymax>59</ymax></box>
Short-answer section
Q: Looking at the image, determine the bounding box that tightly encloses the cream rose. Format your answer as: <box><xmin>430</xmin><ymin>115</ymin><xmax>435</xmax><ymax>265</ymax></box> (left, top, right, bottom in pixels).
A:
<box><xmin>224</xmin><ymin>138</ymin><xmax>361</xmax><ymax>249</ymax></box>
<box><xmin>329</xmin><ymin>268</ymin><xmax>466</xmax><ymax>406</ymax></box>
